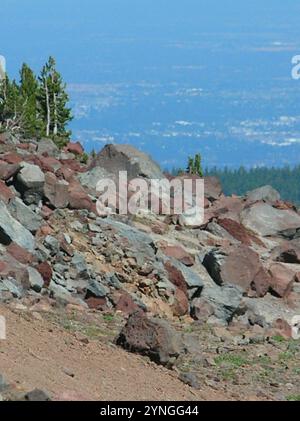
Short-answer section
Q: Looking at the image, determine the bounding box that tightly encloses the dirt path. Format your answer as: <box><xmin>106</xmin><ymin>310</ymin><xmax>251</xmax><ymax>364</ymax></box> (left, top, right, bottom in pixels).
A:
<box><xmin>0</xmin><ymin>304</ymin><xmax>229</xmax><ymax>401</ymax></box>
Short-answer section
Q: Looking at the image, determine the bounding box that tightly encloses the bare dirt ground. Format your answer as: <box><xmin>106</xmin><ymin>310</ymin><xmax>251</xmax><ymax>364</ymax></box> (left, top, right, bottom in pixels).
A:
<box><xmin>1</xmin><ymin>301</ymin><xmax>299</xmax><ymax>402</ymax></box>
<box><xmin>0</xmin><ymin>304</ymin><xmax>229</xmax><ymax>401</ymax></box>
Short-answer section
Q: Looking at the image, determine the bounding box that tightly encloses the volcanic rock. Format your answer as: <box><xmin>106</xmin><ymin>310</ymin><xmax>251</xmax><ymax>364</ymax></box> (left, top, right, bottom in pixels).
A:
<box><xmin>115</xmin><ymin>311</ymin><xmax>182</xmax><ymax>366</ymax></box>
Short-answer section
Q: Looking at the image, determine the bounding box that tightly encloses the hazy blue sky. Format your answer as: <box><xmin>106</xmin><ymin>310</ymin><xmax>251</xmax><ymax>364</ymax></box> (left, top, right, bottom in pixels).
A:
<box><xmin>1</xmin><ymin>1</ymin><xmax>300</xmax><ymax>168</ymax></box>
<box><xmin>1</xmin><ymin>0</ymin><xmax>300</xmax><ymax>82</ymax></box>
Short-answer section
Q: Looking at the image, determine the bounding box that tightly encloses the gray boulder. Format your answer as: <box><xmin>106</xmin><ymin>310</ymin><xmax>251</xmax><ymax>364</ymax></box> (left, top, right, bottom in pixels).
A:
<box><xmin>37</xmin><ymin>138</ymin><xmax>59</xmax><ymax>157</ymax></box>
<box><xmin>78</xmin><ymin>166</ymin><xmax>113</xmax><ymax>191</ymax></box>
<box><xmin>91</xmin><ymin>144</ymin><xmax>165</xmax><ymax>181</ymax></box>
<box><xmin>27</xmin><ymin>267</ymin><xmax>44</xmax><ymax>293</ymax></box>
<box><xmin>0</xmin><ymin>200</ymin><xmax>35</xmax><ymax>251</ymax></box>
<box><xmin>240</xmin><ymin>203</ymin><xmax>300</xmax><ymax>237</ymax></box>
<box><xmin>204</xmin><ymin>177</ymin><xmax>222</xmax><ymax>201</ymax></box>
<box><xmin>49</xmin><ymin>281</ymin><xmax>87</xmax><ymax>307</ymax></box>
<box><xmin>8</xmin><ymin>197</ymin><xmax>43</xmax><ymax>233</ymax></box>
<box><xmin>242</xmin><ymin>294</ymin><xmax>300</xmax><ymax>328</ymax></box>
<box><xmin>0</xmin><ymin>277</ymin><xmax>24</xmax><ymax>299</ymax></box>
<box><xmin>199</xmin><ymin>284</ymin><xmax>243</xmax><ymax>323</ymax></box>
<box><xmin>44</xmin><ymin>235</ymin><xmax>60</xmax><ymax>256</ymax></box>
<box><xmin>70</xmin><ymin>252</ymin><xmax>89</xmax><ymax>279</ymax></box>
<box><xmin>16</xmin><ymin>162</ymin><xmax>45</xmax><ymax>205</ymax></box>
<box><xmin>96</xmin><ymin>217</ymin><xmax>156</xmax><ymax>266</ymax></box>
<box><xmin>246</xmin><ymin>185</ymin><xmax>280</xmax><ymax>203</ymax></box>
<box><xmin>86</xmin><ymin>279</ymin><xmax>109</xmax><ymax>298</ymax></box>
<box><xmin>17</xmin><ymin>162</ymin><xmax>45</xmax><ymax>190</ymax></box>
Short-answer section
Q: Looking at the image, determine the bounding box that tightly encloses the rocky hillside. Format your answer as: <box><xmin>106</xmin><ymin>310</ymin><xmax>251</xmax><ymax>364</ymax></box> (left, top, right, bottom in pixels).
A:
<box><xmin>0</xmin><ymin>132</ymin><xmax>299</xmax><ymax>401</ymax></box>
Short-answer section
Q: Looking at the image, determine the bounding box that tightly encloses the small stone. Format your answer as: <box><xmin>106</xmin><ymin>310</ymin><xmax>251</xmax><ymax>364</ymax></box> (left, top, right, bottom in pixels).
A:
<box><xmin>70</xmin><ymin>220</ymin><xmax>84</xmax><ymax>232</ymax></box>
<box><xmin>62</xmin><ymin>368</ymin><xmax>75</xmax><ymax>378</ymax></box>
<box><xmin>88</xmin><ymin>223</ymin><xmax>102</xmax><ymax>233</ymax></box>
<box><xmin>86</xmin><ymin>279</ymin><xmax>108</xmax><ymax>298</ymax></box>
<box><xmin>27</xmin><ymin>267</ymin><xmax>44</xmax><ymax>293</ymax></box>
<box><xmin>44</xmin><ymin>235</ymin><xmax>60</xmax><ymax>255</ymax></box>
<box><xmin>24</xmin><ymin>389</ymin><xmax>51</xmax><ymax>401</ymax></box>
<box><xmin>75</xmin><ymin>332</ymin><xmax>89</xmax><ymax>344</ymax></box>
<box><xmin>0</xmin><ymin>374</ymin><xmax>8</xmax><ymax>392</ymax></box>
<box><xmin>179</xmin><ymin>372</ymin><xmax>201</xmax><ymax>390</ymax></box>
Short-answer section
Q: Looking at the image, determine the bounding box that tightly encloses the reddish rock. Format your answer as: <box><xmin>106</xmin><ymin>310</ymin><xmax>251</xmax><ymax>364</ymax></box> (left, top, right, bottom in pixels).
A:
<box><xmin>218</xmin><ymin>218</ymin><xmax>264</xmax><ymax>247</ymax></box>
<box><xmin>40</xmin><ymin>205</ymin><xmax>53</xmax><ymax>220</ymax></box>
<box><xmin>115</xmin><ymin>311</ymin><xmax>182</xmax><ymax>366</ymax></box>
<box><xmin>60</xmin><ymin>159</ymin><xmax>84</xmax><ymax>173</ymax></box>
<box><xmin>7</xmin><ymin>242</ymin><xmax>34</xmax><ymax>265</ymax></box>
<box><xmin>23</xmin><ymin>154</ymin><xmax>42</xmax><ymax>166</ymax></box>
<box><xmin>172</xmin><ymin>288</ymin><xmax>189</xmax><ymax>317</ymax></box>
<box><xmin>251</xmin><ymin>267</ymin><xmax>272</xmax><ymax>298</ymax></box>
<box><xmin>0</xmin><ymin>162</ymin><xmax>20</xmax><ymax>180</ymax></box>
<box><xmin>44</xmin><ymin>172</ymin><xmax>69</xmax><ymax>209</ymax></box>
<box><xmin>56</xmin><ymin>166</ymin><xmax>75</xmax><ymax>182</ymax></box>
<box><xmin>85</xmin><ymin>297</ymin><xmax>107</xmax><ymax>310</ymax></box>
<box><xmin>17</xmin><ymin>143</ymin><xmax>31</xmax><ymax>150</ymax></box>
<box><xmin>2</xmin><ymin>152</ymin><xmax>23</xmax><ymax>164</ymax></box>
<box><xmin>0</xmin><ymin>253</ymin><xmax>29</xmax><ymax>287</ymax></box>
<box><xmin>191</xmin><ymin>297</ymin><xmax>214</xmax><ymax>322</ymax></box>
<box><xmin>202</xmin><ymin>235</ymin><xmax>232</xmax><ymax>248</ymax></box>
<box><xmin>68</xmin><ymin>180</ymin><xmax>96</xmax><ymax>213</ymax></box>
<box><xmin>203</xmin><ymin>244</ymin><xmax>268</xmax><ymax>295</ymax></box>
<box><xmin>270</xmin><ymin>318</ymin><xmax>294</xmax><ymax>339</ymax></box>
<box><xmin>269</xmin><ymin>263</ymin><xmax>295</xmax><ymax>298</ymax></box>
<box><xmin>0</xmin><ymin>180</ymin><xmax>14</xmax><ymax>203</ymax></box>
<box><xmin>59</xmin><ymin>236</ymin><xmax>74</xmax><ymax>257</ymax></box>
<box><xmin>36</xmin><ymin>262</ymin><xmax>53</xmax><ymax>287</ymax></box>
<box><xmin>164</xmin><ymin>260</ymin><xmax>188</xmax><ymax>295</ymax></box>
<box><xmin>36</xmin><ymin>225</ymin><xmax>54</xmax><ymax>237</ymax></box>
<box><xmin>0</xmin><ymin>261</ymin><xmax>7</xmax><ymax>272</ymax></box>
<box><xmin>39</xmin><ymin>156</ymin><xmax>61</xmax><ymax>173</ymax></box>
<box><xmin>204</xmin><ymin>196</ymin><xmax>245</xmax><ymax>224</ymax></box>
<box><xmin>115</xmin><ymin>291</ymin><xmax>140</xmax><ymax>315</ymax></box>
<box><xmin>66</xmin><ymin>142</ymin><xmax>84</xmax><ymax>156</ymax></box>
<box><xmin>150</xmin><ymin>221</ymin><xmax>168</xmax><ymax>235</ymax></box>
<box><xmin>161</xmin><ymin>245</ymin><xmax>195</xmax><ymax>267</ymax></box>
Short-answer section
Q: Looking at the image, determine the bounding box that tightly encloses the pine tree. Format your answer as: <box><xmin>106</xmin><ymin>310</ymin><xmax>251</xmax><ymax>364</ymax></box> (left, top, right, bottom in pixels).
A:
<box><xmin>38</xmin><ymin>56</ymin><xmax>72</xmax><ymax>145</ymax></box>
<box><xmin>0</xmin><ymin>75</ymin><xmax>23</xmax><ymax>133</ymax></box>
<box><xmin>187</xmin><ymin>157</ymin><xmax>195</xmax><ymax>174</ymax></box>
<box><xmin>194</xmin><ymin>153</ymin><xmax>203</xmax><ymax>177</ymax></box>
<box><xmin>186</xmin><ymin>154</ymin><xmax>204</xmax><ymax>177</ymax></box>
<box><xmin>19</xmin><ymin>63</ymin><xmax>42</xmax><ymax>138</ymax></box>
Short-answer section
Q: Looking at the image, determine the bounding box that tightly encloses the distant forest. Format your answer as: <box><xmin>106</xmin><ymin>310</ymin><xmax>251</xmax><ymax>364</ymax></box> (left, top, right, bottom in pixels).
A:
<box><xmin>204</xmin><ymin>166</ymin><xmax>300</xmax><ymax>205</ymax></box>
